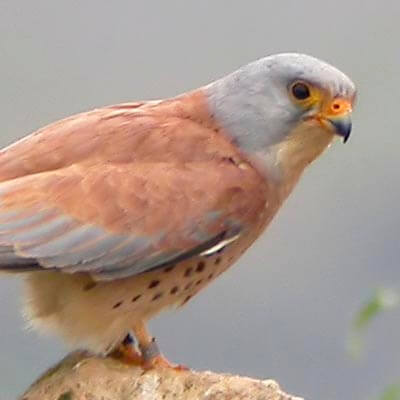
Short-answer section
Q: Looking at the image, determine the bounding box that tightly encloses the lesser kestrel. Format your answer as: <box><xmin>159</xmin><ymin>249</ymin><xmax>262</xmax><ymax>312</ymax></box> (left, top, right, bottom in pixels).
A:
<box><xmin>0</xmin><ymin>53</ymin><xmax>356</xmax><ymax>368</ymax></box>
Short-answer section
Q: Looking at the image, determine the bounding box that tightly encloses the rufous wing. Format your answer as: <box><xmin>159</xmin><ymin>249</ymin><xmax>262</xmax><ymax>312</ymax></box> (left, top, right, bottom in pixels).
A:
<box><xmin>0</xmin><ymin>95</ymin><xmax>268</xmax><ymax>280</ymax></box>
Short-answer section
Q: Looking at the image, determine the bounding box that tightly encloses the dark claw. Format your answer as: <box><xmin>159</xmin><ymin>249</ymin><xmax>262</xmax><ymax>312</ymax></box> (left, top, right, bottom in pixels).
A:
<box><xmin>122</xmin><ymin>333</ymin><xmax>135</xmax><ymax>346</ymax></box>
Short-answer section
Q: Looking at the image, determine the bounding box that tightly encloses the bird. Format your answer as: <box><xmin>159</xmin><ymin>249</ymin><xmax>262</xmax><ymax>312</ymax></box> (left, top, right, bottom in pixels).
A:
<box><xmin>0</xmin><ymin>53</ymin><xmax>355</xmax><ymax>368</ymax></box>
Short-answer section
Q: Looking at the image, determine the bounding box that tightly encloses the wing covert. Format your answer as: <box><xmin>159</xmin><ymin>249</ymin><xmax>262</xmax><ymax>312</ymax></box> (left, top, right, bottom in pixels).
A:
<box><xmin>0</xmin><ymin>162</ymin><xmax>266</xmax><ymax>280</ymax></box>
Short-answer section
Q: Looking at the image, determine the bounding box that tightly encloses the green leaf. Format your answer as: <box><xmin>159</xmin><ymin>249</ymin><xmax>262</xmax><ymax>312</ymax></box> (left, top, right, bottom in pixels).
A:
<box><xmin>377</xmin><ymin>383</ymin><xmax>400</xmax><ymax>400</ymax></box>
<box><xmin>348</xmin><ymin>288</ymin><xmax>399</xmax><ymax>358</ymax></box>
<box><xmin>354</xmin><ymin>288</ymin><xmax>399</xmax><ymax>332</ymax></box>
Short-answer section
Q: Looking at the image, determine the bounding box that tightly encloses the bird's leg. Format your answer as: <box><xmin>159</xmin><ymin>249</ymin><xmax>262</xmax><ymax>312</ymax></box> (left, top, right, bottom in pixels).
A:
<box><xmin>112</xmin><ymin>333</ymin><xmax>143</xmax><ymax>365</ymax></box>
<box><xmin>132</xmin><ymin>320</ymin><xmax>187</xmax><ymax>370</ymax></box>
<box><xmin>132</xmin><ymin>321</ymin><xmax>165</xmax><ymax>368</ymax></box>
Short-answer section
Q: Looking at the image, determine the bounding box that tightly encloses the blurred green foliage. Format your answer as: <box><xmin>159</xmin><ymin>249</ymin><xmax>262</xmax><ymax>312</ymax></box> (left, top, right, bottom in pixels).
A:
<box><xmin>349</xmin><ymin>288</ymin><xmax>399</xmax><ymax>400</ymax></box>
<box><xmin>377</xmin><ymin>384</ymin><xmax>400</xmax><ymax>400</ymax></box>
<box><xmin>348</xmin><ymin>288</ymin><xmax>399</xmax><ymax>358</ymax></box>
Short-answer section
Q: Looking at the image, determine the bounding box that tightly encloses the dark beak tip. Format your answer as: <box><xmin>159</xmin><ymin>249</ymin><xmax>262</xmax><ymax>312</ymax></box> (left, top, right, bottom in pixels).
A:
<box><xmin>331</xmin><ymin>119</ymin><xmax>352</xmax><ymax>144</ymax></box>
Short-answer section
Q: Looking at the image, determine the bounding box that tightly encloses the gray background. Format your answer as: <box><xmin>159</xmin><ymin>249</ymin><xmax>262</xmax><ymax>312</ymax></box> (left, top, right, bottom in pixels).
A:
<box><xmin>0</xmin><ymin>1</ymin><xmax>399</xmax><ymax>399</ymax></box>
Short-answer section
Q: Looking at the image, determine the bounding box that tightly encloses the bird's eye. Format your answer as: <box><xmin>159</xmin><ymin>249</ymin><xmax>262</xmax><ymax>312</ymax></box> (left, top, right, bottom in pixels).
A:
<box><xmin>291</xmin><ymin>82</ymin><xmax>311</xmax><ymax>100</ymax></box>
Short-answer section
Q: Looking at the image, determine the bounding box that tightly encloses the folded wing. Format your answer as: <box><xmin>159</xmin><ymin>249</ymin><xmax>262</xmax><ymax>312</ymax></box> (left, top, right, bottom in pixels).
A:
<box><xmin>0</xmin><ymin>161</ymin><xmax>265</xmax><ymax>280</ymax></box>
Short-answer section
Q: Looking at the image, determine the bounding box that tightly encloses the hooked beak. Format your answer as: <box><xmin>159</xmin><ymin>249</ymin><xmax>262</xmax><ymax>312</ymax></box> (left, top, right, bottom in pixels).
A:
<box><xmin>327</xmin><ymin>113</ymin><xmax>352</xmax><ymax>143</ymax></box>
<box><xmin>306</xmin><ymin>98</ymin><xmax>353</xmax><ymax>143</ymax></box>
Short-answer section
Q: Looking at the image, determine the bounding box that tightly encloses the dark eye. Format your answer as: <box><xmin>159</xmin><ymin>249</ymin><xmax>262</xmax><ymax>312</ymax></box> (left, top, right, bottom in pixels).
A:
<box><xmin>291</xmin><ymin>82</ymin><xmax>311</xmax><ymax>100</ymax></box>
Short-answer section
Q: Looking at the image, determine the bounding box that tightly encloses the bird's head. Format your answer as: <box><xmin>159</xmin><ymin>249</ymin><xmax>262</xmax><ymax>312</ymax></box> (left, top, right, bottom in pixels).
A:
<box><xmin>205</xmin><ymin>53</ymin><xmax>356</xmax><ymax>180</ymax></box>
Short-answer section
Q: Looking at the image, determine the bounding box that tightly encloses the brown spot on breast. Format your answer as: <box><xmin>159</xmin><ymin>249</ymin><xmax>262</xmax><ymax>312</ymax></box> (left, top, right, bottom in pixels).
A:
<box><xmin>170</xmin><ymin>286</ymin><xmax>179</xmax><ymax>294</ymax></box>
<box><xmin>196</xmin><ymin>261</ymin><xmax>205</xmax><ymax>272</ymax></box>
<box><xmin>83</xmin><ymin>282</ymin><xmax>97</xmax><ymax>291</ymax></box>
<box><xmin>208</xmin><ymin>273</ymin><xmax>214</xmax><ymax>280</ymax></box>
<box><xmin>184</xmin><ymin>267</ymin><xmax>193</xmax><ymax>277</ymax></box>
<box><xmin>215</xmin><ymin>257</ymin><xmax>221</xmax><ymax>265</ymax></box>
<box><xmin>182</xmin><ymin>295</ymin><xmax>192</xmax><ymax>305</ymax></box>
<box><xmin>196</xmin><ymin>279</ymin><xmax>203</xmax><ymax>286</ymax></box>
<box><xmin>132</xmin><ymin>294</ymin><xmax>142</xmax><ymax>302</ymax></box>
<box><xmin>113</xmin><ymin>301</ymin><xmax>123</xmax><ymax>309</ymax></box>
<box><xmin>148</xmin><ymin>280</ymin><xmax>160</xmax><ymax>289</ymax></box>
<box><xmin>164</xmin><ymin>265</ymin><xmax>175</xmax><ymax>273</ymax></box>
<box><xmin>152</xmin><ymin>293</ymin><xmax>163</xmax><ymax>301</ymax></box>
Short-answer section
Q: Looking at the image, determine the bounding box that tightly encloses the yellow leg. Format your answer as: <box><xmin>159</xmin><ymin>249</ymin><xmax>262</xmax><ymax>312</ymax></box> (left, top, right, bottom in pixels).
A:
<box><xmin>132</xmin><ymin>320</ymin><xmax>188</xmax><ymax>370</ymax></box>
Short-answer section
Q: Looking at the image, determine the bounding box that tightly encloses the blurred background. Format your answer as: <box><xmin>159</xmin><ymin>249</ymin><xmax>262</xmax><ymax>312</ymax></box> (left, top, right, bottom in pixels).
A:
<box><xmin>0</xmin><ymin>1</ymin><xmax>399</xmax><ymax>399</ymax></box>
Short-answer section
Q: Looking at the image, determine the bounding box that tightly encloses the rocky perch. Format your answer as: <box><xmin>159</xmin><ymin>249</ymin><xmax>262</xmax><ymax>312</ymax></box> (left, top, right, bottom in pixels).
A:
<box><xmin>20</xmin><ymin>351</ymin><xmax>303</xmax><ymax>400</ymax></box>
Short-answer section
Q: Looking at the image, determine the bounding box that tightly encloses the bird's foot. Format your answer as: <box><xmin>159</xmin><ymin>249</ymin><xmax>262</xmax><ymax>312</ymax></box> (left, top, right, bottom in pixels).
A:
<box><xmin>142</xmin><ymin>354</ymin><xmax>189</xmax><ymax>371</ymax></box>
<box><xmin>118</xmin><ymin>345</ymin><xmax>144</xmax><ymax>365</ymax></box>
<box><xmin>140</xmin><ymin>337</ymin><xmax>188</xmax><ymax>371</ymax></box>
<box><xmin>112</xmin><ymin>334</ymin><xmax>187</xmax><ymax>370</ymax></box>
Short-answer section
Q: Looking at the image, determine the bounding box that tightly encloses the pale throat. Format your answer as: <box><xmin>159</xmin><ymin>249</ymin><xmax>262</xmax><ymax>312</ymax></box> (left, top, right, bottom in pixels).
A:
<box><xmin>256</xmin><ymin>123</ymin><xmax>335</xmax><ymax>198</ymax></box>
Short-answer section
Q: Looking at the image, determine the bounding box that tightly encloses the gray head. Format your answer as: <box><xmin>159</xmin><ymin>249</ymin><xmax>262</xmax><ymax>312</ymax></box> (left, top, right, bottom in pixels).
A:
<box><xmin>205</xmin><ymin>53</ymin><xmax>356</xmax><ymax>157</ymax></box>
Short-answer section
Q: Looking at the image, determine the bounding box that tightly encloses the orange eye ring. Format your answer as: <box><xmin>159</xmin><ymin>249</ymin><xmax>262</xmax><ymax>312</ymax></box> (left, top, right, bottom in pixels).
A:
<box><xmin>329</xmin><ymin>99</ymin><xmax>352</xmax><ymax>116</ymax></box>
